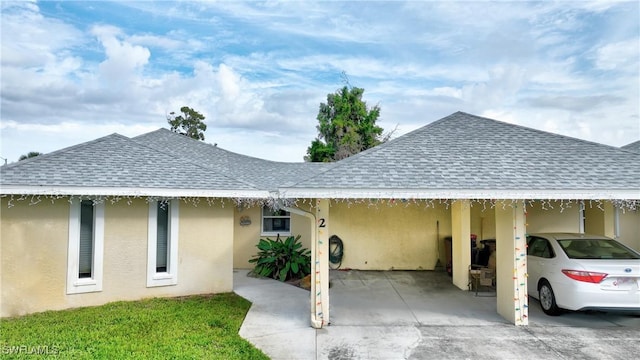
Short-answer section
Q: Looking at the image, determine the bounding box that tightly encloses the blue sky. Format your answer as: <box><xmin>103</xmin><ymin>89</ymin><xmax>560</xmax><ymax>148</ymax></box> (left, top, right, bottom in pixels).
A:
<box><xmin>1</xmin><ymin>1</ymin><xmax>639</xmax><ymax>163</ymax></box>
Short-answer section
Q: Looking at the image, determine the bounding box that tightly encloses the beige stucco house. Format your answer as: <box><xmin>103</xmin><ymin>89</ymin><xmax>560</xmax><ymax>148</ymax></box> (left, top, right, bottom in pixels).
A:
<box><xmin>1</xmin><ymin>112</ymin><xmax>638</xmax><ymax>327</ymax></box>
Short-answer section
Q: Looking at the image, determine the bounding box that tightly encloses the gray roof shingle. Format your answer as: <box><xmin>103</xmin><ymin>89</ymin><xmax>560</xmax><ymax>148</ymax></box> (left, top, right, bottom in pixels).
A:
<box><xmin>622</xmin><ymin>140</ymin><xmax>640</xmax><ymax>154</ymax></box>
<box><xmin>0</xmin><ymin>133</ymin><xmax>261</xmax><ymax>195</ymax></box>
<box><xmin>2</xmin><ymin>112</ymin><xmax>638</xmax><ymax>200</ymax></box>
<box><xmin>133</xmin><ymin>129</ymin><xmax>330</xmax><ymax>190</ymax></box>
<box><xmin>284</xmin><ymin>112</ymin><xmax>640</xmax><ymax>196</ymax></box>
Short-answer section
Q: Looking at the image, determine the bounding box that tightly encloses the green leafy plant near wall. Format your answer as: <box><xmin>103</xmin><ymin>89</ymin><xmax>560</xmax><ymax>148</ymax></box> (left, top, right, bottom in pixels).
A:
<box><xmin>249</xmin><ymin>235</ymin><xmax>311</xmax><ymax>282</ymax></box>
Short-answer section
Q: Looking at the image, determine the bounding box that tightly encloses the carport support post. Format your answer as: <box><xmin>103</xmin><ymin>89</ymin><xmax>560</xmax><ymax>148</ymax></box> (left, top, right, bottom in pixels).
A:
<box><xmin>311</xmin><ymin>198</ymin><xmax>330</xmax><ymax>328</ymax></box>
<box><xmin>451</xmin><ymin>200</ymin><xmax>471</xmax><ymax>290</ymax></box>
<box><xmin>495</xmin><ymin>200</ymin><xmax>528</xmax><ymax>326</ymax></box>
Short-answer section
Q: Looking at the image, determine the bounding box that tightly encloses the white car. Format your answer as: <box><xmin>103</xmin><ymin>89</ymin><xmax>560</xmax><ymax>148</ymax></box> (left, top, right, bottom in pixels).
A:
<box><xmin>527</xmin><ymin>233</ymin><xmax>640</xmax><ymax>315</ymax></box>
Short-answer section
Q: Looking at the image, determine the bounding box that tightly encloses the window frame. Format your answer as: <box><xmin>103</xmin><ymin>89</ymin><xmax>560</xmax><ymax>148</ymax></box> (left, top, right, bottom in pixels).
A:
<box><xmin>147</xmin><ymin>199</ymin><xmax>179</xmax><ymax>287</ymax></box>
<box><xmin>261</xmin><ymin>207</ymin><xmax>291</xmax><ymax>236</ymax></box>
<box><xmin>67</xmin><ymin>200</ymin><xmax>105</xmax><ymax>294</ymax></box>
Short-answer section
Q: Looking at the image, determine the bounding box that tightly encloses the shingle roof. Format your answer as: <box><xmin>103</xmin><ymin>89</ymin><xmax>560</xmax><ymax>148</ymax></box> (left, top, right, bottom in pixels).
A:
<box><xmin>622</xmin><ymin>140</ymin><xmax>640</xmax><ymax>154</ymax></box>
<box><xmin>282</xmin><ymin>112</ymin><xmax>640</xmax><ymax>199</ymax></box>
<box><xmin>0</xmin><ymin>133</ymin><xmax>263</xmax><ymax>197</ymax></box>
<box><xmin>2</xmin><ymin>112</ymin><xmax>638</xmax><ymax>200</ymax></box>
<box><xmin>133</xmin><ymin>129</ymin><xmax>329</xmax><ymax>190</ymax></box>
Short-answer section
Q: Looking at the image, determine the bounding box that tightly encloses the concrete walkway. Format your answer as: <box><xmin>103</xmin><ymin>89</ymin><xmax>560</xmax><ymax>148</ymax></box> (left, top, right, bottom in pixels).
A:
<box><xmin>234</xmin><ymin>269</ymin><xmax>640</xmax><ymax>360</ymax></box>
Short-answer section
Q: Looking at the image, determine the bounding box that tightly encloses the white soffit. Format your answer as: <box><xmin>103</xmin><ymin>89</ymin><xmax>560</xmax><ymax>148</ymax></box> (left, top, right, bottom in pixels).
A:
<box><xmin>278</xmin><ymin>188</ymin><xmax>640</xmax><ymax>200</ymax></box>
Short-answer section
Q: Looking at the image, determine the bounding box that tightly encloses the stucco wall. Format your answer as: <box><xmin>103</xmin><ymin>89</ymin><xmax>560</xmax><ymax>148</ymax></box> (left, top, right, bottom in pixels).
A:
<box><xmin>1</xmin><ymin>198</ymin><xmax>234</xmax><ymax>317</ymax></box>
<box><xmin>329</xmin><ymin>201</ymin><xmax>452</xmax><ymax>270</ymax></box>
<box><xmin>562</xmin><ymin>203</ymin><xmax>638</xmax><ymax>251</ymax></box>
<box><xmin>525</xmin><ymin>201</ymin><xmax>581</xmax><ymax>233</ymax></box>
<box><xmin>617</xmin><ymin>209</ymin><xmax>640</xmax><ymax>251</ymax></box>
<box><xmin>233</xmin><ymin>200</ymin><xmax>636</xmax><ymax>273</ymax></box>
<box><xmin>233</xmin><ymin>204</ymin><xmax>313</xmax><ymax>269</ymax></box>
<box><xmin>470</xmin><ymin>205</ymin><xmax>496</xmax><ymax>242</ymax></box>
<box><xmin>585</xmin><ymin>206</ymin><xmax>640</xmax><ymax>251</ymax></box>
<box><xmin>584</xmin><ymin>206</ymin><xmax>604</xmax><ymax>235</ymax></box>
<box><xmin>1</xmin><ymin>199</ymin><xmax>69</xmax><ymax>317</ymax></box>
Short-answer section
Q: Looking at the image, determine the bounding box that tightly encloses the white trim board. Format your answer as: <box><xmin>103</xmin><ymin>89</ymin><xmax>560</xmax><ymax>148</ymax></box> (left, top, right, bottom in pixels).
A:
<box><xmin>278</xmin><ymin>188</ymin><xmax>640</xmax><ymax>200</ymax></box>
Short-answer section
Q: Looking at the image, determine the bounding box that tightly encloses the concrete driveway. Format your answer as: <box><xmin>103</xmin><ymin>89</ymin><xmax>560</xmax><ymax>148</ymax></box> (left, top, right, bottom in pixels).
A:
<box><xmin>234</xmin><ymin>269</ymin><xmax>640</xmax><ymax>360</ymax></box>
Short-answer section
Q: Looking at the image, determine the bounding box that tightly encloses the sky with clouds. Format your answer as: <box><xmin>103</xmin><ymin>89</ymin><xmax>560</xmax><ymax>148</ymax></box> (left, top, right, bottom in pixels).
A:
<box><xmin>1</xmin><ymin>0</ymin><xmax>639</xmax><ymax>163</ymax></box>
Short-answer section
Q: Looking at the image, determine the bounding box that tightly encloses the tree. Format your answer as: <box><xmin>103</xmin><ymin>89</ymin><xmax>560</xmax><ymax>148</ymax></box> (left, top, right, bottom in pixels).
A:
<box><xmin>167</xmin><ymin>106</ymin><xmax>207</xmax><ymax>141</ymax></box>
<box><xmin>19</xmin><ymin>151</ymin><xmax>42</xmax><ymax>161</ymax></box>
<box><xmin>305</xmin><ymin>86</ymin><xmax>384</xmax><ymax>162</ymax></box>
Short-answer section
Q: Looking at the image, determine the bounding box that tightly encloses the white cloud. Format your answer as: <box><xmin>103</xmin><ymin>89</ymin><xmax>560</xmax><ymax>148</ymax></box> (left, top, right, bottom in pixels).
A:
<box><xmin>91</xmin><ymin>25</ymin><xmax>151</xmax><ymax>86</ymax></box>
<box><xmin>461</xmin><ymin>64</ymin><xmax>527</xmax><ymax>109</ymax></box>
<box><xmin>595</xmin><ymin>39</ymin><xmax>639</xmax><ymax>71</ymax></box>
<box><xmin>0</xmin><ymin>2</ymin><xmax>85</xmax><ymax>68</ymax></box>
<box><xmin>1</xmin><ymin>0</ymin><xmax>638</xmax><ymax>165</ymax></box>
<box><xmin>0</xmin><ymin>120</ymin><xmax>160</xmax><ymax>163</ymax></box>
<box><xmin>214</xmin><ymin>128</ymin><xmax>313</xmax><ymax>162</ymax></box>
<box><xmin>0</xmin><ymin>120</ymin><xmax>156</xmax><ymax>136</ymax></box>
<box><xmin>128</xmin><ymin>33</ymin><xmax>184</xmax><ymax>51</ymax></box>
<box><xmin>523</xmin><ymin>95</ymin><xmax>625</xmax><ymax>112</ymax></box>
<box><xmin>542</xmin><ymin>118</ymin><xmax>561</xmax><ymax>135</ymax></box>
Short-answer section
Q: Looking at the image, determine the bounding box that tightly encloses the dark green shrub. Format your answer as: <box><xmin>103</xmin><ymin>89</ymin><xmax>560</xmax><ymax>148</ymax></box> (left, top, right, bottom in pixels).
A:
<box><xmin>249</xmin><ymin>235</ymin><xmax>311</xmax><ymax>282</ymax></box>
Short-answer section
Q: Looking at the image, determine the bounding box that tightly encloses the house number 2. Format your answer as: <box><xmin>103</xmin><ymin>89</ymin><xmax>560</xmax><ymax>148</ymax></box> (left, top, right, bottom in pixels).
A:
<box><xmin>319</xmin><ymin>218</ymin><xmax>326</xmax><ymax>228</ymax></box>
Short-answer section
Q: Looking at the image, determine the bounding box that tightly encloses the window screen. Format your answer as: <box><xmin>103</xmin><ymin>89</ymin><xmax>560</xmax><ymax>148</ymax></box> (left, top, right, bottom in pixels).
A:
<box><xmin>79</xmin><ymin>200</ymin><xmax>94</xmax><ymax>278</ymax></box>
<box><xmin>262</xmin><ymin>208</ymin><xmax>291</xmax><ymax>233</ymax></box>
<box><xmin>156</xmin><ymin>201</ymin><xmax>169</xmax><ymax>272</ymax></box>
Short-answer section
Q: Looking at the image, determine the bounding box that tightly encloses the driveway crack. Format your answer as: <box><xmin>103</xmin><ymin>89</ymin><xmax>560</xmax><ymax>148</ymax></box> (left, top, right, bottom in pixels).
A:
<box><xmin>385</xmin><ymin>272</ymin><xmax>421</xmax><ymax>325</ymax></box>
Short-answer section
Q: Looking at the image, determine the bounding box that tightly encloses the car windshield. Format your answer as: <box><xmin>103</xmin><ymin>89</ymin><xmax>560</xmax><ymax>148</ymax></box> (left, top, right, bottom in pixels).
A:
<box><xmin>557</xmin><ymin>239</ymin><xmax>640</xmax><ymax>259</ymax></box>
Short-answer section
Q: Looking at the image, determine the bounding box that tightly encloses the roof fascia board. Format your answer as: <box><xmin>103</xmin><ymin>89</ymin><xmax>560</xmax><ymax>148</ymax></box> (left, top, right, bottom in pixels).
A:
<box><xmin>0</xmin><ymin>186</ymin><xmax>270</xmax><ymax>198</ymax></box>
<box><xmin>3</xmin><ymin>186</ymin><xmax>637</xmax><ymax>200</ymax></box>
<box><xmin>278</xmin><ymin>188</ymin><xmax>640</xmax><ymax>200</ymax></box>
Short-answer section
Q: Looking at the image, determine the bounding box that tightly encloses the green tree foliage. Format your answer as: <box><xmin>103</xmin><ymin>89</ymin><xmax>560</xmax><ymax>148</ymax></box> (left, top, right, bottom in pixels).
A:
<box><xmin>249</xmin><ymin>235</ymin><xmax>311</xmax><ymax>282</ymax></box>
<box><xmin>18</xmin><ymin>151</ymin><xmax>43</xmax><ymax>161</ymax></box>
<box><xmin>167</xmin><ymin>106</ymin><xmax>207</xmax><ymax>141</ymax></box>
<box><xmin>305</xmin><ymin>86</ymin><xmax>384</xmax><ymax>162</ymax></box>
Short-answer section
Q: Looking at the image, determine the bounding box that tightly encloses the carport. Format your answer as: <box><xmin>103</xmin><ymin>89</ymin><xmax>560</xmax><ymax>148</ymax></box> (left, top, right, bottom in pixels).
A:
<box><xmin>286</xmin><ymin>197</ymin><xmax>630</xmax><ymax>328</ymax></box>
<box><xmin>285</xmin><ymin>198</ymin><xmax>529</xmax><ymax>327</ymax></box>
<box><xmin>278</xmin><ymin>112</ymin><xmax>639</xmax><ymax>329</ymax></box>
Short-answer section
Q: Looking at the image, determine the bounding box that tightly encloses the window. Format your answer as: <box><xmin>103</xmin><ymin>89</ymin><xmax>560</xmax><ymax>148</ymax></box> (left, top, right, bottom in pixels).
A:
<box><xmin>147</xmin><ymin>200</ymin><xmax>179</xmax><ymax>287</ymax></box>
<box><xmin>261</xmin><ymin>207</ymin><xmax>291</xmax><ymax>236</ymax></box>
<box><xmin>67</xmin><ymin>200</ymin><xmax>104</xmax><ymax>294</ymax></box>
<box><xmin>558</xmin><ymin>239</ymin><xmax>640</xmax><ymax>260</ymax></box>
<box><xmin>156</xmin><ymin>202</ymin><xmax>169</xmax><ymax>272</ymax></box>
<box><xmin>527</xmin><ymin>237</ymin><xmax>554</xmax><ymax>259</ymax></box>
<box><xmin>79</xmin><ymin>201</ymin><xmax>94</xmax><ymax>278</ymax></box>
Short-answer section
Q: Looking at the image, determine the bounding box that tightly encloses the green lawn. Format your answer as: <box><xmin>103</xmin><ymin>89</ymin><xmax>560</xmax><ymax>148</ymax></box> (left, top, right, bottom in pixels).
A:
<box><xmin>0</xmin><ymin>293</ymin><xmax>269</xmax><ymax>359</ymax></box>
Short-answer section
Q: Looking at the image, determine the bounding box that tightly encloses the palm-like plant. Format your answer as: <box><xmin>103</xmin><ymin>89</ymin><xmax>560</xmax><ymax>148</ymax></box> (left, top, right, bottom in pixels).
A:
<box><xmin>249</xmin><ymin>235</ymin><xmax>311</xmax><ymax>282</ymax></box>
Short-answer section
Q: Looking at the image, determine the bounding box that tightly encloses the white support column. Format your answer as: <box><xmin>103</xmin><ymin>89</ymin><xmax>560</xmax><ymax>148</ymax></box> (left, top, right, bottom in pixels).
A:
<box><xmin>311</xmin><ymin>198</ymin><xmax>330</xmax><ymax>328</ymax></box>
<box><xmin>451</xmin><ymin>200</ymin><xmax>471</xmax><ymax>290</ymax></box>
<box><xmin>495</xmin><ymin>200</ymin><xmax>528</xmax><ymax>326</ymax></box>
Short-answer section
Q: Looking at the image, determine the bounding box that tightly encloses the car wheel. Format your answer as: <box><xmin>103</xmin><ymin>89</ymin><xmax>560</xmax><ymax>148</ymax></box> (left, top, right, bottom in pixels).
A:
<box><xmin>538</xmin><ymin>280</ymin><xmax>561</xmax><ymax>316</ymax></box>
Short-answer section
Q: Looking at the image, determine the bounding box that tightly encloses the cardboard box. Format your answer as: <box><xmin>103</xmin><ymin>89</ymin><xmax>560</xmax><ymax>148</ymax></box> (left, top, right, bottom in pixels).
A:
<box><xmin>479</xmin><ymin>268</ymin><xmax>495</xmax><ymax>286</ymax></box>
